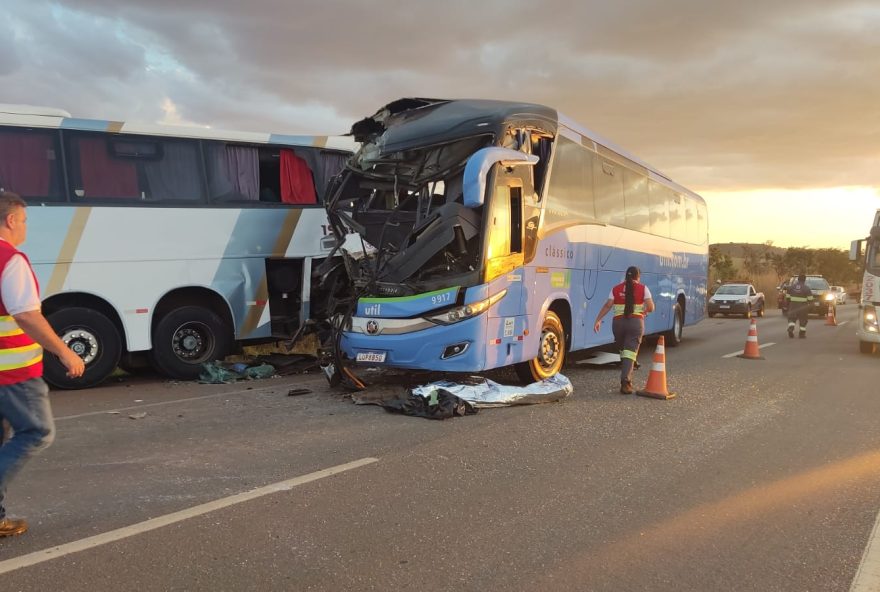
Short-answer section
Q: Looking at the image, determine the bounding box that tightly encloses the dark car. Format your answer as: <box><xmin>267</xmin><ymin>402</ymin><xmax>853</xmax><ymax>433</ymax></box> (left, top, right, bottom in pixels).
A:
<box><xmin>779</xmin><ymin>275</ymin><xmax>834</xmax><ymax>317</ymax></box>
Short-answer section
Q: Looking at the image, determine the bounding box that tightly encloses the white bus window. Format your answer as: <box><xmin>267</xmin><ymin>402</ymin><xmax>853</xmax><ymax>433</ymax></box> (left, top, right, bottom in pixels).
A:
<box><xmin>669</xmin><ymin>192</ymin><xmax>686</xmax><ymax>241</ymax></box>
<box><xmin>623</xmin><ymin>169</ymin><xmax>649</xmax><ymax>233</ymax></box>
<box><xmin>0</xmin><ymin>128</ymin><xmax>65</xmax><ymax>202</ymax></box>
<box><xmin>545</xmin><ymin>135</ymin><xmax>595</xmax><ymax>229</ymax></box>
<box><xmin>648</xmin><ymin>180</ymin><xmax>671</xmax><ymax>238</ymax></box>
<box><xmin>697</xmin><ymin>202</ymin><xmax>708</xmax><ymax>243</ymax></box>
<box><xmin>66</xmin><ymin>134</ymin><xmax>203</xmax><ymax>202</ymax></box>
<box><xmin>684</xmin><ymin>197</ymin><xmax>698</xmax><ymax>244</ymax></box>
<box><xmin>593</xmin><ymin>157</ymin><xmax>625</xmax><ymax>226</ymax></box>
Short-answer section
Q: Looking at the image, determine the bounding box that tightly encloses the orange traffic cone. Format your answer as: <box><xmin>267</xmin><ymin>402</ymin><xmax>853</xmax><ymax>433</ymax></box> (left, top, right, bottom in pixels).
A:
<box><xmin>825</xmin><ymin>304</ymin><xmax>838</xmax><ymax>326</ymax></box>
<box><xmin>636</xmin><ymin>336</ymin><xmax>676</xmax><ymax>400</ymax></box>
<box><xmin>737</xmin><ymin>318</ymin><xmax>764</xmax><ymax>360</ymax></box>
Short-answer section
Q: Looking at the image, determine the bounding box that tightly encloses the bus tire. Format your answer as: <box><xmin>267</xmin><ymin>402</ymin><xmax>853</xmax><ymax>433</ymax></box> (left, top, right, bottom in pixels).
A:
<box><xmin>859</xmin><ymin>340</ymin><xmax>875</xmax><ymax>355</ymax></box>
<box><xmin>151</xmin><ymin>306</ymin><xmax>233</xmax><ymax>380</ymax></box>
<box><xmin>664</xmin><ymin>303</ymin><xmax>684</xmax><ymax>347</ymax></box>
<box><xmin>514</xmin><ymin>311</ymin><xmax>566</xmax><ymax>383</ymax></box>
<box><xmin>44</xmin><ymin>307</ymin><xmax>122</xmax><ymax>390</ymax></box>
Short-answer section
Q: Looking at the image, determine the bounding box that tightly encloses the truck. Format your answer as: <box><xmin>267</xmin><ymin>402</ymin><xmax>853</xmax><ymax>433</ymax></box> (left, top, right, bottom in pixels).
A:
<box><xmin>707</xmin><ymin>282</ymin><xmax>765</xmax><ymax>318</ymax></box>
<box><xmin>849</xmin><ymin>209</ymin><xmax>880</xmax><ymax>354</ymax></box>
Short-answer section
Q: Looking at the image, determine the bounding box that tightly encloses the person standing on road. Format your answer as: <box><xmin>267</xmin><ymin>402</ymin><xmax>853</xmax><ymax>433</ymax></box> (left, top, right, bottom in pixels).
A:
<box><xmin>785</xmin><ymin>272</ymin><xmax>814</xmax><ymax>339</ymax></box>
<box><xmin>0</xmin><ymin>191</ymin><xmax>84</xmax><ymax>537</ymax></box>
<box><xmin>593</xmin><ymin>266</ymin><xmax>655</xmax><ymax>394</ymax></box>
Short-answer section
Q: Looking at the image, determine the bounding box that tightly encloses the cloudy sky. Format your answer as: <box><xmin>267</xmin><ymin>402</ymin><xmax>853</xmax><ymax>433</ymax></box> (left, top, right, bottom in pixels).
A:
<box><xmin>3</xmin><ymin>0</ymin><xmax>879</xmax><ymax>248</ymax></box>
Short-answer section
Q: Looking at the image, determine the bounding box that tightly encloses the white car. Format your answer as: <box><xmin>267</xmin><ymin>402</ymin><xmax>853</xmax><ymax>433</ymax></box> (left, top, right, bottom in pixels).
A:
<box><xmin>830</xmin><ymin>286</ymin><xmax>848</xmax><ymax>305</ymax></box>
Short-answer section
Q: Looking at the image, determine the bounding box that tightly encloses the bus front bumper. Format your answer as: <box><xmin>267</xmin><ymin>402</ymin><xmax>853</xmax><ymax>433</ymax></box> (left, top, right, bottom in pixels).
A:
<box><xmin>340</xmin><ymin>314</ymin><xmax>488</xmax><ymax>372</ymax></box>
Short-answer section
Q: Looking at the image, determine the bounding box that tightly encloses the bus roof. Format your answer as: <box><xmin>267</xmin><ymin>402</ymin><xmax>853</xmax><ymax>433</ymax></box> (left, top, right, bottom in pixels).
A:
<box><xmin>0</xmin><ymin>103</ymin><xmax>355</xmax><ymax>151</ymax></box>
<box><xmin>350</xmin><ymin>98</ymin><xmax>703</xmax><ymax>204</ymax></box>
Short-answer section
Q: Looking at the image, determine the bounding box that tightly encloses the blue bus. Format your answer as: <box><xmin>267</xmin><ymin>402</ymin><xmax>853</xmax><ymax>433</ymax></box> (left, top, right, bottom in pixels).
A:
<box><xmin>323</xmin><ymin>98</ymin><xmax>708</xmax><ymax>382</ymax></box>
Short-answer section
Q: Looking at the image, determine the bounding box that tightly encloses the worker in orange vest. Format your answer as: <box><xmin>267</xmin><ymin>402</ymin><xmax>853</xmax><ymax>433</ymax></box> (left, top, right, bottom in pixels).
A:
<box><xmin>0</xmin><ymin>191</ymin><xmax>84</xmax><ymax>537</ymax></box>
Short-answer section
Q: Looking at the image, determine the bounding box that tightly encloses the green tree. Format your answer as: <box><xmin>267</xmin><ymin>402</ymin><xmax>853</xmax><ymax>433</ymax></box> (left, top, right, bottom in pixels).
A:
<box><xmin>710</xmin><ymin>246</ymin><xmax>737</xmax><ymax>283</ymax></box>
<box><xmin>812</xmin><ymin>248</ymin><xmax>861</xmax><ymax>285</ymax></box>
<box><xmin>742</xmin><ymin>244</ymin><xmax>767</xmax><ymax>281</ymax></box>
<box><xmin>783</xmin><ymin>247</ymin><xmax>813</xmax><ymax>276</ymax></box>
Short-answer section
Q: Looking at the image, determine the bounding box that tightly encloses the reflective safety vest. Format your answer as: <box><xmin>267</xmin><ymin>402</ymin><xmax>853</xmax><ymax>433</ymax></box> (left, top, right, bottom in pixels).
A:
<box><xmin>612</xmin><ymin>281</ymin><xmax>647</xmax><ymax>319</ymax></box>
<box><xmin>785</xmin><ymin>281</ymin><xmax>814</xmax><ymax>306</ymax></box>
<box><xmin>0</xmin><ymin>241</ymin><xmax>42</xmax><ymax>385</ymax></box>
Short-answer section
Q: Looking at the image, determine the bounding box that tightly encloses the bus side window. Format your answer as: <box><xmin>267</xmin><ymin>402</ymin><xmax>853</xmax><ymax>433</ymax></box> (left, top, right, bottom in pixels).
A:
<box><xmin>205</xmin><ymin>142</ymin><xmax>260</xmax><ymax>202</ymax></box>
<box><xmin>66</xmin><ymin>133</ymin><xmax>203</xmax><ymax>202</ymax></box>
<box><xmin>277</xmin><ymin>149</ymin><xmax>317</xmax><ymax>205</ymax></box>
<box><xmin>0</xmin><ymin>127</ymin><xmax>65</xmax><ymax>202</ymax></box>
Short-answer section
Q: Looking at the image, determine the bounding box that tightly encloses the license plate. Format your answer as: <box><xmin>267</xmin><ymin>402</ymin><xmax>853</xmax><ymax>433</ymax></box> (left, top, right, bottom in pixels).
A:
<box><xmin>356</xmin><ymin>351</ymin><xmax>386</xmax><ymax>363</ymax></box>
<box><xmin>720</xmin><ymin>305</ymin><xmax>730</xmax><ymax>309</ymax></box>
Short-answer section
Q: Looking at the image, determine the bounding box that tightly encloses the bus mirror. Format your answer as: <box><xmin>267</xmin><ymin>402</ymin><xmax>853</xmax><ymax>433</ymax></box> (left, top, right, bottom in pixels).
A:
<box><xmin>871</xmin><ymin>226</ymin><xmax>880</xmax><ymax>240</ymax></box>
<box><xmin>850</xmin><ymin>239</ymin><xmax>863</xmax><ymax>262</ymax></box>
<box><xmin>462</xmin><ymin>147</ymin><xmax>538</xmax><ymax>208</ymax></box>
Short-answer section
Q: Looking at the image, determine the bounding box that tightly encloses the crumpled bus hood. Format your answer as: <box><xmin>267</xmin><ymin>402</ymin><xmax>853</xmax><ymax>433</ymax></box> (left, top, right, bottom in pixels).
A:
<box><xmin>321</xmin><ymin>98</ymin><xmax>556</xmax><ymax>300</ymax></box>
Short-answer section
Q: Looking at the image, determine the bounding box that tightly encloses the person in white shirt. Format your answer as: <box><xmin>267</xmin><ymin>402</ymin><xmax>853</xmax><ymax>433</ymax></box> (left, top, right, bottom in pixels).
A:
<box><xmin>0</xmin><ymin>191</ymin><xmax>84</xmax><ymax>537</ymax></box>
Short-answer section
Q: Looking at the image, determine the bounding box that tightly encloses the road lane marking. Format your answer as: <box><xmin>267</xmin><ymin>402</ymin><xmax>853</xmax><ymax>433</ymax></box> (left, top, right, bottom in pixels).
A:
<box><xmin>838</xmin><ymin>321</ymin><xmax>849</xmax><ymax>327</ymax></box>
<box><xmin>721</xmin><ymin>342</ymin><xmax>776</xmax><ymax>358</ymax></box>
<box><xmin>851</xmin><ymin>505</ymin><xmax>880</xmax><ymax>592</ymax></box>
<box><xmin>0</xmin><ymin>457</ymin><xmax>379</xmax><ymax>575</ymax></box>
<box><xmin>54</xmin><ymin>383</ymin><xmax>299</xmax><ymax>422</ymax></box>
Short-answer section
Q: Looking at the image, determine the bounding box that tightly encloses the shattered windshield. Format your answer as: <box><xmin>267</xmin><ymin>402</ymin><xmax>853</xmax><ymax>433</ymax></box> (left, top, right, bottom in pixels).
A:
<box><xmin>325</xmin><ymin>135</ymin><xmax>493</xmax><ymax>294</ymax></box>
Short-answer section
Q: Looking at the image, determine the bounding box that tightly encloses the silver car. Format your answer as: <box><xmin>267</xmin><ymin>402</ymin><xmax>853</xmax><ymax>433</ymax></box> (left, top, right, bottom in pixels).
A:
<box><xmin>830</xmin><ymin>286</ymin><xmax>848</xmax><ymax>305</ymax></box>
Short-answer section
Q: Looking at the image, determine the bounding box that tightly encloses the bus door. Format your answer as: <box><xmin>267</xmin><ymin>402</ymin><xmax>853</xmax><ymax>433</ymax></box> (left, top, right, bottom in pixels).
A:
<box><xmin>483</xmin><ymin>165</ymin><xmax>533</xmax><ymax>366</ymax></box>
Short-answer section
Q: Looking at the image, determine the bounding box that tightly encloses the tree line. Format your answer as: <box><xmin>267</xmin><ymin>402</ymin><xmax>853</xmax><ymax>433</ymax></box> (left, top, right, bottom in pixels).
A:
<box><xmin>709</xmin><ymin>242</ymin><xmax>862</xmax><ymax>287</ymax></box>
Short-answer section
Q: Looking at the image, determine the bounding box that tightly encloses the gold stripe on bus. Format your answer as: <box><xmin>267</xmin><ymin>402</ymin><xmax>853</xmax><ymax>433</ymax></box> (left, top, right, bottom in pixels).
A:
<box><xmin>239</xmin><ymin>209</ymin><xmax>303</xmax><ymax>337</ymax></box>
<box><xmin>0</xmin><ymin>354</ymin><xmax>43</xmax><ymax>372</ymax></box>
<box><xmin>46</xmin><ymin>208</ymin><xmax>92</xmax><ymax>296</ymax></box>
<box><xmin>106</xmin><ymin>121</ymin><xmax>125</xmax><ymax>133</ymax></box>
<box><xmin>311</xmin><ymin>136</ymin><xmax>328</xmax><ymax>148</ymax></box>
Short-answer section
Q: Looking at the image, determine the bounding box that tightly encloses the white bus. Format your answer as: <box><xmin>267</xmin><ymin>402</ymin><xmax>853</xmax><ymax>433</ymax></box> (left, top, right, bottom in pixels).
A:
<box><xmin>0</xmin><ymin>104</ymin><xmax>355</xmax><ymax>389</ymax></box>
<box><xmin>850</xmin><ymin>209</ymin><xmax>880</xmax><ymax>354</ymax></box>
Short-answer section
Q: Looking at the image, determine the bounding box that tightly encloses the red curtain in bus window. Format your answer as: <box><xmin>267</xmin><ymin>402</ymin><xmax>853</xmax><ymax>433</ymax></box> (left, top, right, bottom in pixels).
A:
<box><xmin>0</xmin><ymin>132</ymin><xmax>51</xmax><ymax>196</ymax></box>
<box><xmin>77</xmin><ymin>137</ymin><xmax>139</xmax><ymax>198</ymax></box>
<box><xmin>280</xmin><ymin>150</ymin><xmax>317</xmax><ymax>204</ymax></box>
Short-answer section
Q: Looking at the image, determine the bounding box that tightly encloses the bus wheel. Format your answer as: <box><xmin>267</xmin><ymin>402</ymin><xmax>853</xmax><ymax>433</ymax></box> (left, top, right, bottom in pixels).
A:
<box><xmin>151</xmin><ymin>306</ymin><xmax>233</xmax><ymax>380</ymax></box>
<box><xmin>514</xmin><ymin>311</ymin><xmax>566</xmax><ymax>383</ymax></box>
<box><xmin>664</xmin><ymin>303</ymin><xmax>684</xmax><ymax>347</ymax></box>
<box><xmin>44</xmin><ymin>307</ymin><xmax>122</xmax><ymax>390</ymax></box>
<box><xmin>859</xmin><ymin>340</ymin><xmax>876</xmax><ymax>355</ymax></box>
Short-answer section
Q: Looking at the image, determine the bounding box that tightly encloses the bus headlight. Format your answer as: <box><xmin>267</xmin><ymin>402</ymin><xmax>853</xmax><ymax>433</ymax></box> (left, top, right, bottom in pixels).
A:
<box><xmin>864</xmin><ymin>305</ymin><xmax>879</xmax><ymax>332</ymax></box>
<box><xmin>426</xmin><ymin>290</ymin><xmax>507</xmax><ymax>325</ymax></box>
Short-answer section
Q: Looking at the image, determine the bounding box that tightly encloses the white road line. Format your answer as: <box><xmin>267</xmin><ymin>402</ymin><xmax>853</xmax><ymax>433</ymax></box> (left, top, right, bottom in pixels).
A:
<box><xmin>838</xmin><ymin>321</ymin><xmax>850</xmax><ymax>327</ymax></box>
<box><xmin>0</xmin><ymin>457</ymin><xmax>379</xmax><ymax>576</ymax></box>
<box><xmin>54</xmin><ymin>383</ymin><xmax>291</xmax><ymax>422</ymax></box>
<box><xmin>721</xmin><ymin>342</ymin><xmax>777</xmax><ymax>358</ymax></box>
<box><xmin>851</xmin><ymin>505</ymin><xmax>880</xmax><ymax>591</ymax></box>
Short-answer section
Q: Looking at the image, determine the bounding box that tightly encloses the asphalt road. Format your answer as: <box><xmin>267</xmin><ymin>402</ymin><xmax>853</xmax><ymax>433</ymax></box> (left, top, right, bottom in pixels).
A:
<box><xmin>0</xmin><ymin>305</ymin><xmax>877</xmax><ymax>591</ymax></box>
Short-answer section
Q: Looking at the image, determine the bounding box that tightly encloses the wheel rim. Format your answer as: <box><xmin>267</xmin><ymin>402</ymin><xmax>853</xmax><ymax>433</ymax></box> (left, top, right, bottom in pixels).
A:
<box><xmin>170</xmin><ymin>321</ymin><xmax>214</xmax><ymax>363</ymax></box>
<box><xmin>61</xmin><ymin>329</ymin><xmax>99</xmax><ymax>365</ymax></box>
<box><xmin>537</xmin><ymin>326</ymin><xmax>562</xmax><ymax>373</ymax></box>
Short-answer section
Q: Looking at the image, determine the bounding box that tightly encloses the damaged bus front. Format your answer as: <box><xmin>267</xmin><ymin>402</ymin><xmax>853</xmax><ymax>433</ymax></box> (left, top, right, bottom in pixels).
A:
<box><xmin>323</xmin><ymin>98</ymin><xmax>708</xmax><ymax>383</ymax></box>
